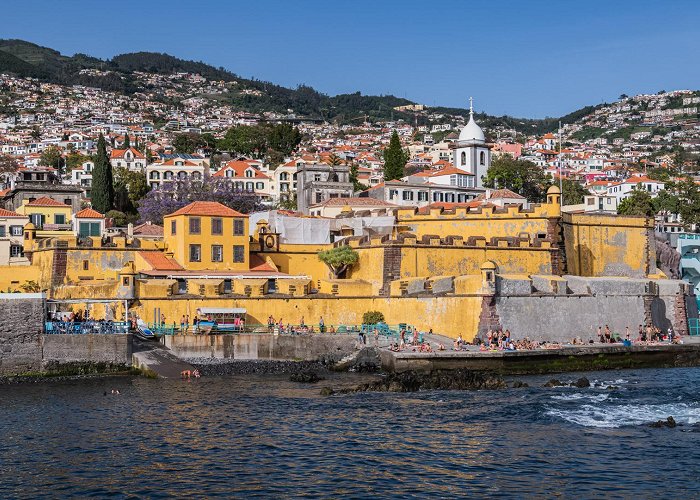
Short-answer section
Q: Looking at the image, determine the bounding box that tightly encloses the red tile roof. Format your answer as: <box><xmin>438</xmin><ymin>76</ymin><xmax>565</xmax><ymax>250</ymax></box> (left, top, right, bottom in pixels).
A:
<box><xmin>26</xmin><ymin>197</ymin><xmax>68</xmax><ymax>207</ymax></box>
<box><xmin>212</xmin><ymin>161</ymin><xmax>270</xmax><ymax>179</ymax></box>
<box><xmin>138</xmin><ymin>251</ymin><xmax>183</xmax><ymax>271</ymax></box>
<box><xmin>133</xmin><ymin>222</ymin><xmax>164</xmax><ymax>236</ymax></box>
<box><xmin>475</xmin><ymin>189</ymin><xmax>525</xmax><ymax>200</ymax></box>
<box><xmin>249</xmin><ymin>254</ymin><xmax>276</xmax><ymax>272</ymax></box>
<box><xmin>110</xmin><ymin>147</ymin><xmax>145</xmax><ymax>160</ymax></box>
<box><xmin>311</xmin><ymin>196</ymin><xmax>397</xmax><ymax>208</ymax></box>
<box><xmin>0</xmin><ymin>208</ymin><xmax>25</xmax><ymax>217</ymax></box>
<box><xmin>75</xmin><ymin>208</ymin><xmax>105</xmax><ymax>219</ymax></box>
<box><xmin>166</xmin><ymin>201</ymin><xmax>248</xmax><ymax>218</ymax></box>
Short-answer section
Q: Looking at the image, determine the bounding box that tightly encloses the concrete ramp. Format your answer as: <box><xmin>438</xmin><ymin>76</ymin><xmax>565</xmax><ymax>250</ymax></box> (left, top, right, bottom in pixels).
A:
<box><xmin>132</xmin><ymin>339</ymin><xmax>195</xmax><ymax>378</ymax></box>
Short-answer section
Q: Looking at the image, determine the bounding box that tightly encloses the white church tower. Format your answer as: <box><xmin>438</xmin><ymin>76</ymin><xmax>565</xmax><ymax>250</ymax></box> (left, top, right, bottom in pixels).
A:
<box><xmin>452</xmin><ymin>97</ymin><xmax>491</xmax><ymax>188</ymax></box>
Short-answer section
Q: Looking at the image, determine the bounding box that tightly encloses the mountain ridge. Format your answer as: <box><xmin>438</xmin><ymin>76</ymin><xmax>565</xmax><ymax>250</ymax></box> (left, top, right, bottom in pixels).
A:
<box><xmin>0</xmin><ymin>38</ymin><xmax>600</xmax><ymax>132</ymax></box>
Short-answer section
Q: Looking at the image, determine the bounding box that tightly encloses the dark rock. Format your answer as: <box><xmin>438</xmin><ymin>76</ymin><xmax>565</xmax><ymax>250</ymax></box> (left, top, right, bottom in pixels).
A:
<box><xmin>341</xmin><ymin>369</ymin><xmax>506</xmax><ymax>393</ymax></box>
<box><xmin>572</xmin><ymin>377</ymin><xmax>590</xmax><ymax>388</ymax></box>
<box><xmin>289</xmin><ymin>372</ymin><xmax>325</xmax><ymax>383</ymax></box>
<box><xmin>649</xmin><ymin>416</ymin><xmax>677</xmax><ymax>428</ymax></box>
<box><xmin>511</xmin><ymin>381</ymin><xmax>529</xmax><ymax>388</ymax></box>
<box><xmin>187</xmin><ymin>359</ymin><xmax>330</xmax><ymax>376</ymax></box>
<box><xmin>543</xmin><ymin>379</ymin><xmax>565</xmax><ymax>387</ymax></box>
<box><xmin>319</xmin><ymin>387</ymin><xmax>335</xmax><ymax>396</ymax></box>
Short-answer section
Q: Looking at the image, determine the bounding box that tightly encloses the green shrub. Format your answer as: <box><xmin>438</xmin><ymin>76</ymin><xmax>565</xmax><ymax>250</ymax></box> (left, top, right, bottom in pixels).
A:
<box><xmin>362</xmin><ymin>311</ymin><xmax>385</xmax><ymax>325</ymax></box>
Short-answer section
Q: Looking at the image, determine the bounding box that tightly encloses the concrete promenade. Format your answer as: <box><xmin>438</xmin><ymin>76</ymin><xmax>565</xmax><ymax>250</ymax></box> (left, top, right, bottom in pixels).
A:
<box><xmin>380</xmin><ymin>337</ymin><xmax>700</xmax><ymax>374</ymax></box>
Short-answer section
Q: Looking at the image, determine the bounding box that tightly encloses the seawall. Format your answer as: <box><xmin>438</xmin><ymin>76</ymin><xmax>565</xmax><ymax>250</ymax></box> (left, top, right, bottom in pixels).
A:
<box><xmin>381</xmin><ymin>343</ymin><xmax>700</xmax><ymax>375</ymax></box>
<box><xmin>162</xmin><ymin>333</ymin><xmax>357</xmax><ymax>362</ymax></box>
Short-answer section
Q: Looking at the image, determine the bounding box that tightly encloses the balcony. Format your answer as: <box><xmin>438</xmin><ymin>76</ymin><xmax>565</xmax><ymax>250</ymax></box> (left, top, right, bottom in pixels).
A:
<box><xmin>41</xmin><ymin>223</ymin><xmax>73</xmax><ymax>231</ymax></box>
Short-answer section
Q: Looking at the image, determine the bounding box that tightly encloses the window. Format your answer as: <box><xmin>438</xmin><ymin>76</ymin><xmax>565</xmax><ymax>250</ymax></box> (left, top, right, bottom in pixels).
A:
<box><xmin>189</xmin><ymin>244</ymin><xmax>201</xmax><ymax>262</ymax></box>
<box><xmin>82</xmin><ymin>260</ymin><xmax>89</xmax><ymax>270</ymax></box>
<box><xmin>256</xmin><ymin>182</ymin><xmax>264</xmax><ymax>190</ymax></box>
<box><xmin>461</xmin><ymin>151</ymin><xmax>466</xmax><ymax>165</ymax></box>
<box><xmin>29</xmin><ymin>214</ymin><xmax>45</xmax><ymax>229</ymax></box>
<box><xmin>223</xmin><ymin>279</ymin><xmax>232</xmax><ymax>293</ymax></box>
<box><xmin>233</xmin><ymin>245</ymin><xmax>245</xmax><ymax>263</ymax></box>
<box><xmin>10</xmin><ymin>245</ymin><xmax>23</xmax><ymax>258</ymax></box>
<box><xmin>315</xmin><ymin>192</ymin><xmax>323</xmax><ymax>203</ymax></box>
<box><xmin>402</xmin><ymin>191</ymin><xmax>414</xmax><ymax>201</ymax></box>
<box><xmin>480</xmin><ymin>151</ymin><xmax>486</xmax><ymax>165</ymax></box>
<box><xmin>211</xmin><ymin>245</ymin><xmax>223</xmax><ymax>262</ymax></box>
<box><xmin>11</xmin><ymin>226</ymin><xmax>22</xmax><ymax>236</ymax></box>
<box><xmin>418</xmin><ymin>191</ymin><xmax>428</xmax><ymax>202</ymax></box>
<box><xmin>234</xmin><ymin>219</ymin><xmax>245</xmax><ymax>235</ymax></box>
<box><xmin>0</xmin><ymin>226</ymin><xmax>4</xmax><ymax>237</ymax></box>
<box><xmin>314</xmin><ymin>174</ymin><xmax>322</xmax><ymax>181</ymax></box>
<box><xmin>79</xmin><ymin>222</ymin><xmax>100</xmax><ymax>237</ymax></box>
<box><xmin>171</xmin><ymin>220</ymin><xmax>176</xmax><ymax>235</ymax></box>
<box><xmin>211</xmin><ymin>218</ymin><xmax>223</xmax><ymax>235</ymax></box>
<box><xmin>280</xmin><ymin>172</ymin><xmax>288</xmax><ymax>181</ymax></box>
<box><xmin>55</xmin><ymin>214</ymin><xmax>65</xmax><ymax>224</ymax></box>
<box><xmin>246</xmin><ymin>182</ymin><xmax>254</xmax><ymax>191</ymax></box>
<box><xmin>189</xmin><ymin>217</ymin><xmax>201</xmax><ymax>234</ymax></box>
<box><xmin>450</xmin><ymin>175</ymin><xmax>457</xmax><ymax>186</ymax></box>
<box><xmin>64</xmin><ymin>198</ymin><xmax>72</xmax><ymax>207</ymax></box>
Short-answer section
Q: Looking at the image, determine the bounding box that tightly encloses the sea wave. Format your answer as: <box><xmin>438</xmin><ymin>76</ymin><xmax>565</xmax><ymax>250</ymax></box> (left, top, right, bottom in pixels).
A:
<box><xmin>546</xmin><ymin>402</ymin><xmax>700</xmax><ymax>428</ymax></box>
<box><xmin>550</xmin><ymin>393</ymin><xmax>610</xmax><ymax>402</ymax></box>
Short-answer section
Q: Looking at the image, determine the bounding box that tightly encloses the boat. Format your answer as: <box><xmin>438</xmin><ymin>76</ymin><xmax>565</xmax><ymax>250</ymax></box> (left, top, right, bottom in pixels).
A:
<box><xmin>135</xmin><ymin>320</ymin><xmax>156</xmax><ymax>341</ymax></box>
<box><xmin>196</xmin><ymin>307</ymin><xmax>247</xmax><ymax>333</ymax></box>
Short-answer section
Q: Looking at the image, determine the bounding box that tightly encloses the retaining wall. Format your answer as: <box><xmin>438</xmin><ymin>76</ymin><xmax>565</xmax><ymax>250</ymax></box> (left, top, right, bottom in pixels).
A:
<box><xmin>0</xmin><ymin>293</ymin><xmax>44</xmax><ymax>375</ymax></box>
<box><xmin>41</xmin><ymin>334</ymin><xmax>132</xmax><ymax>367</ymax></box>
<box><xmin>163</xmin><ymin>333</ymin><xmax>356</xmax><ymax>361</ymax></box>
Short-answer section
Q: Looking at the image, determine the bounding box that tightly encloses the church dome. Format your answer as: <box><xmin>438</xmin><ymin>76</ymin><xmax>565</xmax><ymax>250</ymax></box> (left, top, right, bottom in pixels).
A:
<box><xmin>459</xmin><ymin>114</ymin><xmax>485</xmax><ymax>143</ymax></box>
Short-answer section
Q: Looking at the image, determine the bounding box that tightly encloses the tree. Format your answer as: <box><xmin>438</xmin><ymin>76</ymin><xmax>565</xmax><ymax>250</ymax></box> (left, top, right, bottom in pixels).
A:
<box><xmin>318</xmin><ymin>245</ymin><xmax>359</xmax><ymax>279</ymax></box>
<box><xmin>218</xmin><ymin>125</ymin><xmax>269</xmax><ymax>157</ymax></box>
<box><xmin>362</xmin><ymin>311</ymin><xmax>385</xmax><ymax>325</ymax></box>
<box><xmin>106</xmin><ymin>210</ymin><xmax>129</xmax><ymax>227</ymax></box>
<box><xmin>327</xmin><ymin>153</ymin><xmax>342</xmax><ymax>166</ymax></box>
<box><xmin>267</xmin><ymin>123</ymin><xmax>302</xmax><ymax>156</ymax></box>
<box><xmin>39</xmin><ymin>145</ymin><xmax>63</xmax><ymax>172</ymax></box>
<box><xmin>137</xmin><ymin>178</ymin><xmax>264</xmax><ymax>224</ymax></box>
<box><xmin>65</xmin><ymin>151</ymin><xmax>87</xmax><ymax>173</ymax></box>
<box><xmin>114</xmin><ymin>167</ymin><xmax>149</xmax><ymax>212</ymax></box>
<box><xmin>349</xmin><ymin>161</ymin><xmax>365</xmax><ymax>192</ymax></box>
<box><xmin>91</xmin><ymin>133</ymin><xmax>114</xmax><ymax>214</ymax></box>
<box><xmin>123</xmin><ymin>133</ymin><xmax>130</xmax><ymax>149</ymax></box>
<box><xmin>617</xmin><ymin>187</ymin><xmax>655</xmax><ymax>217</ymax></box>
<box><xmin>665</xmin><ymin>177</ymin><xmax>700</xmax><ymax>230</ymax></box>
<box><xmin>561</xmin><ymin>179</ymin><xmax>590</xmax><ymax>206</ymax></box>
<box><xmin>0</xmin><ymin>153</ymin><xmax>18</xmax><ymax>176</ymax></box>
<box><xmin>383</xmin><ymin>130</ymin><xmax>408</xmax><ymax>181</ymax></box>
<box><xmin>173</xmin><ymin>132</ymin><xmax>207</xmax><ymax>154</ymax></box>
<box><xmin>483</xmin><ymin>156</ymin><xmax>552</xmax><ymax>202</ymax></box>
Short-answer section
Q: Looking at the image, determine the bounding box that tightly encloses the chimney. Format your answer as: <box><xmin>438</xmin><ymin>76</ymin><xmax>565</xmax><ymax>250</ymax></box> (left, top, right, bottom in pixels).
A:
<box><xmin>127</xmin><ymin>223</ymin><xmax>133</xmax><ymax>237</ymax></box>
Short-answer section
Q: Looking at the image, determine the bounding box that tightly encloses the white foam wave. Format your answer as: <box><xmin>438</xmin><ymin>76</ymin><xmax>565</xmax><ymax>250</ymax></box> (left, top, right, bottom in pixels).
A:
<box><xmin>550</xmin><ymin>393</ymin><xmax>610</xmax><ymax>402</ymax></box>
<box><xmin>546</xmin><ymin>403</ymin><xmax>700</xmax><ymax>428</ymax></box>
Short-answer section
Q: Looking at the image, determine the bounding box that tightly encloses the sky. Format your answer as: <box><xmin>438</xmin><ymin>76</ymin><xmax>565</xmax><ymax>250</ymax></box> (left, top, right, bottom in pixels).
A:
<box><xmin>3</xmin><ymin>0</ymin><xmax>700</xmax><ymax>118</ymax></box>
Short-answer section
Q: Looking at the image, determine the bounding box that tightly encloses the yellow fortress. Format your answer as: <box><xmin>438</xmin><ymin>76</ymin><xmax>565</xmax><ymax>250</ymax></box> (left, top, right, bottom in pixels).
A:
<box><xmin>6</xmin><ymin>186</ymin><xmax>695</xmax><ymax>342</ymax></box>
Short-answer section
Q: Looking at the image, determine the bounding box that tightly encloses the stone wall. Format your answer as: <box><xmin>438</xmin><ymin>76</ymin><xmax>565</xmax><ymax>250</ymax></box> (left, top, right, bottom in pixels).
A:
<box><xmin>163</xmin><ymin>333</ymin><xmax>356</xmax><ymax>362</ymax></box>
<box><xmin>0</xmin><ymin>293</ymin><xmax>44</xmax><ymax>375</ymax></box>
<box><xmin>492</xmin><ymin>276</ymin><xmax>692</xmax><ymax>343</ymax></box>
<box><xmin>41</xmin><ymin>334</ymin><xmax>132</xmax><ymax>367</ymax></box>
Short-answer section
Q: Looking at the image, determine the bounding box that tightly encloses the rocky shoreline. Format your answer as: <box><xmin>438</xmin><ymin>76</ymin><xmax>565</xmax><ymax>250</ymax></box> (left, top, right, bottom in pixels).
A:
<box><xmin>185</xmin><ymin>357</ymin><xmax>333</xmax><ymax>376</ymax></box>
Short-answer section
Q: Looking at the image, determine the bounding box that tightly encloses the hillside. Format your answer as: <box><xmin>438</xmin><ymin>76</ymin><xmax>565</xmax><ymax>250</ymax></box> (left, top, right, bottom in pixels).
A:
<box><xmin>0</xmin><ymin>38</ymin><xmax>598</xmax><ymax>131</ymax></box>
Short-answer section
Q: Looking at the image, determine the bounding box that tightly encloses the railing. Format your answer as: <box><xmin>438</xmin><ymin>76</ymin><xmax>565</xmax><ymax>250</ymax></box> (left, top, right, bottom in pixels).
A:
<box><xmin>147</xmin><ymin>322</ymin><xmax>408</xmax><ymax>338</ymax></box>
<box><xmin>45</xmin><ymin>321</ymin><xmax>130</xmax><ymax>334</ymax></box>
<box><xmin>689</xmin><ymin>318</ymin><xmax>700</xmax><ymax>336</ymax></box>
<box><xmin>678</xmin><ymin>233</ymin><xmax>700</xmax><ymax>240</ymax></box>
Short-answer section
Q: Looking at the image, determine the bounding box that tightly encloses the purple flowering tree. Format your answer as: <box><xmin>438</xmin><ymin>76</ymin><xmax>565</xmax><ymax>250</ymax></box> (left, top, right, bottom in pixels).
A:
<box><xmin>138</xmin><ymin>179</ymin><xmax>265</xmax><ymax>224</ymax></box>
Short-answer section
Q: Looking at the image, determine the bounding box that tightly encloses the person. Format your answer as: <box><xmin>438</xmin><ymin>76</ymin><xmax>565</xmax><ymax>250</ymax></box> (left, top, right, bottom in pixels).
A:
<box><xmin>373</xmin><ymin>328</ymin><xmax>379</xmax><ymax>347</ymax></box>
<box><xmin>412</xmin><ymin>329</ymin><xmax>419</xmax><ymax>346</ymax></box>
<box><xmin>185</xmin><ymin>315</ymin><xmax>190</xmax><ymax>332</ymax></box>
<box><xmin>161</xmin><ymin>313</ymin><xmax>166</xmax><ymax>327</ymax></box>
<box><xmin>194</xmin><ymin>316</ymin><xmax>199</xmax><ymax>334</ymax></box>
<box><xmin>598</xmin><ymin>326</ymin><xmax>604</xmax><ymax>343</ymax></box>
<box><xmin>180</xmin><ymin>315</ymin><xmax>185</xmax><ymax>333</ymax></box>
<box><xmin>400</xmin><ymin>328</ymin><xmax>406</xmax><ymax>345</ymax></box>
<box><xmin>319</xmin><ymin>316</ymin><xmax>325</xmax><ymax>333</ymax></box>
<box><xmin>668</xmin><ymin>327</ymin><xmax>674</xmax><ymax>343</ymax></box>
<box><xmin>268</xmin><ymin>315</ymin><xmax>274</xmax><ymax>333</ymax></box>
<box><xmin>625</xmin><ymin>326</ymin><xmax>630</xmax><ymax>341</ymax></box>
<box><xmin>638</xmin><ymin>324</ymin><xmax>644</xmax><ymax>341</ymax></box>
<box><xmin>604</xmin><ymin>325</ymin><xmax>611</xmax><ymax>343</ymax></box>
<box><xmin>300</xmin><ymin>316</ymin><xmax>305</xmax><ymax>328</ymax></box>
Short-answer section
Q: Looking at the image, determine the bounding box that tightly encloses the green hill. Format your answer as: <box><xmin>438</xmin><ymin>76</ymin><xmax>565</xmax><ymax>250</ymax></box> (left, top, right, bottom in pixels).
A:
<box><xmin>0</xmin><ymin>38</ymin><xmax>591</xmax><ymax>131</ymax></box>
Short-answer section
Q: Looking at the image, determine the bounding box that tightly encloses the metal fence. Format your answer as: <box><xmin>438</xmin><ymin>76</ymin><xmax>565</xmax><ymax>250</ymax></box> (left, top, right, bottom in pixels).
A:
<box><xmin>147</xmin><ymin>322</ymin><xmax>411</xmax><ymax>338</ymax></box>
<box><xmin>689</xmin><ymin>318</ymin><xmax>700</xmax><ymax>336</ymax></box>
<box><xmin>45</xmin><ymin>321</ymin><xmax>130</xmax><ymax>335</ymax></box>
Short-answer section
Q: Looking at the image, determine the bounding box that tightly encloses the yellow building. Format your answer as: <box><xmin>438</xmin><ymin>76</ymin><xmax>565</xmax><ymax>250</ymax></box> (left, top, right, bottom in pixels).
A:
<box><xmin>163</xmin><ymin>201</ymin><xmax>250</xmax><ymax>271</ymax></box>
<box><xmin>15</xmin><ymin>197</ymin><xmax>73</xmax><ymax>238</ymax></box>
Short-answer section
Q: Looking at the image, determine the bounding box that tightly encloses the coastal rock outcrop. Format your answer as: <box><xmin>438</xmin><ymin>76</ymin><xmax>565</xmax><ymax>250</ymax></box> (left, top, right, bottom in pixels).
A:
<box><xmin>649</xmin><ymin>416</ymin><xmax>677</xmax><ymax>428</ymax></box>
<box><xmin>336</xmin><ymin>369</ymin><xmax>506</xmax><ymax>393</ymax></box>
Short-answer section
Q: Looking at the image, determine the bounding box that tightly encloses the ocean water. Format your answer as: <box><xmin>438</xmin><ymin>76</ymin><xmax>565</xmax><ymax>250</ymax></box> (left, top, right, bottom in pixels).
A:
<box><xmin>1</xmin><ymin>367</ymin><xmax>699</xmax><ymax>498</ymax></box>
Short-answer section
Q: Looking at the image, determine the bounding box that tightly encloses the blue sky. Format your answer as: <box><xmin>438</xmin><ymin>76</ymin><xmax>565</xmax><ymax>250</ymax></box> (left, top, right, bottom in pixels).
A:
<box><xmin>3</xmin><ymin>0</ymin><xmax>700</xmax><ymax>118</ymax></box>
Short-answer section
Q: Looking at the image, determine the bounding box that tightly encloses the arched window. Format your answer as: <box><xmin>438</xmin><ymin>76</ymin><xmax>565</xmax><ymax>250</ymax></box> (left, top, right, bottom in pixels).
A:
<box><xmin>245</xmin><ymin>169</ymin><xmax>254</xmax><ymax>178</ymax></box>
<box><xmin>280</xmin><ymin>172</ymin><xmax>288</xmax><ymax>181</ymax></box>
<box><xmin>461</xmin><ymin>151</ymin><xmax>466</xmax><ymax>165</ymax></box>
<box><xmin>480</xmin><ymin>151</ymin><xmax>485</xmax><ymax>165</ymax></box>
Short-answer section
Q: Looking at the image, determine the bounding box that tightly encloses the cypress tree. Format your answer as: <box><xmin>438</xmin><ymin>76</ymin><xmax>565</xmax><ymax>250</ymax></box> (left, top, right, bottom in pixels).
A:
<box><xmin>123</xmin><ymin>133</ymin><xmax>130</xmax><ymax>149</ymax></box>
<box><xmin>91</xmin><ymin>133</ymin><xmax>114</xmax><ymax>213</ymax></box>
<box><xmin>383</xmin><ymin>130</ymin><xmax>408</xmax><ymax>181</ymax></box>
